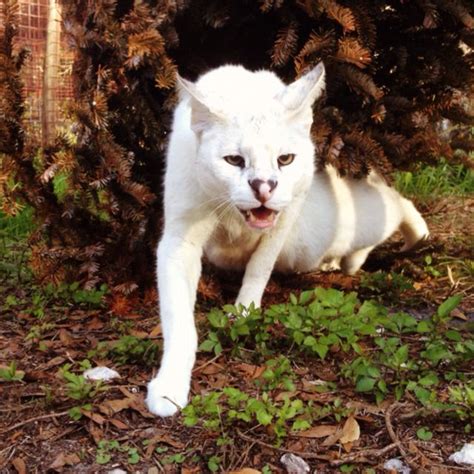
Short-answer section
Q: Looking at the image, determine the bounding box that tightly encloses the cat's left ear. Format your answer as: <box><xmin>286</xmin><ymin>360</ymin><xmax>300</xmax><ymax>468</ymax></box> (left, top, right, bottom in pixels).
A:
<box><xmin>279</xmin><ymin>62</ymin><xmax>325</xmax><ymax>116</ymax></box>
<box><xmin>176</xmin><ymin>74</ymin><xmax>223</xmax><ymax>135</ymax></box>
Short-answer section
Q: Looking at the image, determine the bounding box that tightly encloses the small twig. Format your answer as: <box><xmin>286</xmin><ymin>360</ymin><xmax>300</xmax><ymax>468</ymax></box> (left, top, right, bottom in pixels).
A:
<box><xmin>329</xmin><ymin>443</ymin><xmax>398</xmax><ymax>467</ymax></box>
<box><xmin>162</xmin><ymin>396</ymin><xmax>182</xmax><ymax>412</ymax></box>
<box><xmin>192</xmin><ymin>354</ymin><xmax>222</xmax><ymax>373</ymax></box>
<box><xmin>236</xmin><ymin>429</ymin><xmax>331</xmax><ymax>461</ymax></box>
<box><xmin>0</xmin><ymin>410</ymin><xmax>69</xmax><ymax>434</ymax></box>
<box><xmin>385</xmin><ymin>402</ymin><xmax>419</xmax><ymax>470</ymax></box>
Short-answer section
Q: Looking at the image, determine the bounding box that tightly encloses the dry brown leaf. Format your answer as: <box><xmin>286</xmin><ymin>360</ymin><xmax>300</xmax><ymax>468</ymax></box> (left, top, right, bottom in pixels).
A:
<box><xmin>81</xmin><ymin>410</ymin><xmax>106</xmax><ymax>425</ymax></box>
<box><xmin>12</xmin><ymin>457</ymin><xmax>26</xmax><ymax>474</ymax></box>
<box><xmin>109</xmin><ymin>418</ymin><xmax>129</xmax><ymax>429</ymax></box>
<box><xmin>229</xmin><ymin>469</ymin><xmax>262</xmax><ymax>474</ymax></box>
<box><xmin>234</xmin><ymin>362</ymin><xmax>265</xmax><ymax>379</ymax></box>
<box><xmin>99</xmin><ymin>398</ymin><xmax>133</xmax><ymax>415</ymax></box>
<box><xmin>339</xmin><ymin>416</ymin><xmax>360</xmax><ymax>444</ymax></box>
<box><xmin>50</xmin><ymin>452</ymin><xmax>80</xmax><ymax>471</ymax></box>
<box><xmin>296</xmin><ymin>424</ymin><xmax>338</xmax><ymax>438</ymax></box>
<box><xmin>149</xmin><ymin>324</ymin><xmax>162</xmax><ymax>338</ymax></box>
<box><xmin>59</xmin><ymin>329</ymin><xmax>74</xmax><ymax>345</ymax></box>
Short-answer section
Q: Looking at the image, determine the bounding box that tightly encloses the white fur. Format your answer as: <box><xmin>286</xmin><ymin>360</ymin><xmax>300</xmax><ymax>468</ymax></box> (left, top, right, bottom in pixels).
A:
<box><xmin>146</xmin><ymin>64</ymin><xmax>429</xmax><ymax>417</ymax></box>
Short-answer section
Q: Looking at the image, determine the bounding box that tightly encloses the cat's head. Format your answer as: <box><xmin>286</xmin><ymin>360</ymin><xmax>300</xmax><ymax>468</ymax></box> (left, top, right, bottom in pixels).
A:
<box><xmin>178</xmin><ymin>63</ymin><xmax>325</xmax><ymax>230</ymax></box>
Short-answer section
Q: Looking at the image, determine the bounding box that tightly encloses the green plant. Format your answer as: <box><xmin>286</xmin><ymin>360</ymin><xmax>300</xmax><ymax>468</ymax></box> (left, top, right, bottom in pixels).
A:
<box><xmin>95</xmin><ymin>439</ymin><xmax>140</xmax><ymax>465</ymax></box>
<box><xmin>394</xmin><ymin>160</ymin><xmax>474</xmax><ymax>200</ymax></box>
<box><xmin>59</xmin><ymin>364</ymin><xmax>106</xmax><ymax>401</ymax></box>
<box><xmin>256</xmin><ymin>356</ymin><xmax>296</xmax><ymax>391</ymax></box>
<box><xmin>89</xmin><ymin>335</ymin><xmax>159</xmax><ymax>366</ymax></box>
<box><xmin>183</xmin><ymin>387</ymin><xmax>314</xmax><ymax>443</ymax></box>
<box><xmin>0</xmin><ymin>361</ymin><xmax>24</xmax><ymax>381</ymax></box>
<box><xmin>359</xmin><ymin>271</ymin><xmax>414</xmax><ymax>300</ymax></box>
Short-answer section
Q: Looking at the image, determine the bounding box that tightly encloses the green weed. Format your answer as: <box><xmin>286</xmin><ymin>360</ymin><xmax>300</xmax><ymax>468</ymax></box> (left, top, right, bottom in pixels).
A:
<box><xmin>95</xmin><ymin>439</ymin><xmax>140</xmax><ymax>465</ymax></box>
<box><xmin>88</xmin><ymin>335</ymin><xmax>159</xmax><ymax>366</ymax></box>
<box><xmin>394</xmin><ymin>159</ymin><xmax>474</xmax><ymax>199</ymax></box>
<box><xmin>59</xmin><ymin>363</ymin><xmax>106</xmax><ymax>401</ymax></box>
<box><xmin>0</xmin><ymin>361</ymin><xmax>24</xmax><ymax>381</ymax></box>
<box><xmin>198</xmin><ymin>289</ymin><xmax>472</xmax><ymax>433</ymax></box>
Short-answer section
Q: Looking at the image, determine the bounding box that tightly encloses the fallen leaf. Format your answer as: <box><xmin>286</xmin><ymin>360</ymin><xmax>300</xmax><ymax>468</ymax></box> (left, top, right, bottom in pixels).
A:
<box><xmin>50</xmin><ymin>452</ymin><xmax>80</xmax><ymax>471</ymax></box>
<box><xmin>12</xmin><ymin>457</ymin><xmax>26</xmax><ymax>474</ymax></box>
<box><xmin>86</xmin><ymin>318</ymin><xmax>104</xmax><ymax>330</ymax></box>
<box><xmin>149</xmin><ymin>324</ymin><xmax>162</xmax><ymax>338</ymax></box>
<box><xmin>296</xmin><ymin>424</ymin><xmax>338</xmax><ymax>438</ymax></box>
<box><xmin>99</xmin><ymin>398</ymin><xmax>132</xmax><ymax>415</ymax></box>
<box><xmin>44</xmin><ymin>356</ymin><xmax>66</xmax><ymax>369</ymax></box>
<box><xmin>109</xmin><ymin>418</ymin><xmax>129</xmax><ymax>429</ymax></box>
<box><xmin>201</xmin><ymin>363</ymin><xmax>223</xmax><ymax>375</ymax></box>
<box><xmin>339</xmin><ymin>416</ymin><xmax>360</xmax><ymax>444</ymax></box>
<box><xmin>229</xmin><ymin>469</ymin><xmax>262</xmax><ymax>474</ymax></box>
<box><xmin>234</xmin><ymin>362</ymin><xmax>265</xmax><ymax>379</ymax></box>
<box><xmin>81</xmin><ymin>409</ymin><xmax>106</xmax><ymax>425</ymax></box>
<box><xmin>59</xmin><ymin>329</ymin><xmax>74</xmax><ymax>345</ymax></box>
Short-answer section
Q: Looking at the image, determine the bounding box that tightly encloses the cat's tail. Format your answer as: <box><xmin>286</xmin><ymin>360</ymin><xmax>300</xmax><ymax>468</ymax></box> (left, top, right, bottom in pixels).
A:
<box><xmin>399</xmin><ymin>197</ymin><xmax>430</xmax><ymax>252</ymax></box>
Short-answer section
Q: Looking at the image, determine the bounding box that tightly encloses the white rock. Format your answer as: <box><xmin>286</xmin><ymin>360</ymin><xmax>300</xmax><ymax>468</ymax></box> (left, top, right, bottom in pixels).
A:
<box><xmin>383</xmin><ymin>458</ymin><xmax>411</xmax><ymax>473</ymax></box>
<box><xmin>449</xmin><ymin>443</ymin><xmax>474</xmax><ymax>465</ymax></box>
<box><xmin>107</xmin><ymin>470</ymin><xmax>127</xmax><ymax>474</ymax></box>
<box><xmin>280</xmin><ymin>453</ymin><xmax>310</xmax><ymax>474</ymax></box>
<box><xmin>83</xmin><ymin>366</ymin><xmax>120</xmax><ymax>381</ymax></box>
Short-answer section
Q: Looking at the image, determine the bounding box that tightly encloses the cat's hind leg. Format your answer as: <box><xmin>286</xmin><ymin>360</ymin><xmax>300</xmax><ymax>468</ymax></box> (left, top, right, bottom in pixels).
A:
<box><xmin>341</xmin><ymin>246</ymin><xmax>374</xmax><ymax>275</ymax></box>
<box><xmin>399</xmin><ymin>197</ymin><xmax>429</xmax><ymax>252</ymax></box>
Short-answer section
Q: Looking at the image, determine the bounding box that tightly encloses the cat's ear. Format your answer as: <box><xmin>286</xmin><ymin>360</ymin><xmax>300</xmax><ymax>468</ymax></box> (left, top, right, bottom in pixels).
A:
<box><xmin>176</xmin><ymin>74</ymin><xmax>223</xmax><ymax>135</ymax></box>
<box><xmin>279</xmin><ymin>62</ymin><xmax>325</xmax><ymax>116</ymax></box>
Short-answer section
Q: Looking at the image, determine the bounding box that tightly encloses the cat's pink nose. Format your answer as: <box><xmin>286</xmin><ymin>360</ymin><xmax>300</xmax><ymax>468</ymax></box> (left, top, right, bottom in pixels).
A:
<box><xmin>248</xmin><ymin>179</ymin><xmax>278</xmax><ymax>203</ymax></box>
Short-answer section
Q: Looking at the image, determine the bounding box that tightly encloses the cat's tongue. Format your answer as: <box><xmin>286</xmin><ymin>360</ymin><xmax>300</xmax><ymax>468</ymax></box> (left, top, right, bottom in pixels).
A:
<box><xmin>246</xmin><ymin>206</ymin><xmax>276</xmax><ymax>229</ymax></box>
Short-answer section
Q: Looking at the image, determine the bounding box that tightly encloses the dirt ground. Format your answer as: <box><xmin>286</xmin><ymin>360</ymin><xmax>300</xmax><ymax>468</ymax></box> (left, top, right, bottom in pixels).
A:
<box><xmin>0</xmin><ymin>197</ymin><xmax>473</xmax><ymax>473</ymax></box>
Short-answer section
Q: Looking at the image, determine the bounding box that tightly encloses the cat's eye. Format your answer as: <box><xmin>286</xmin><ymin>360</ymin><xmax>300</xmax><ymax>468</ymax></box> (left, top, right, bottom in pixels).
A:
<box><xmin>223</xmin><ymin>155</ymin><xmax>245</xmax><ymax>168</ymax></box>
<box><xmin>278</xmin><ymin>153</ymin><xmax>295</xmax><ymax>167</ymax></box>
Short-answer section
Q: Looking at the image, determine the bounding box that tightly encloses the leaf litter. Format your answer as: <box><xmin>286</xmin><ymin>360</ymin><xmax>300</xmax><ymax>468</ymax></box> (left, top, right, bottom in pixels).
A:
<box><xmin>0</xmin><ymin>197</ymin><xmax>473</xmax><ymax>472</ymax></box>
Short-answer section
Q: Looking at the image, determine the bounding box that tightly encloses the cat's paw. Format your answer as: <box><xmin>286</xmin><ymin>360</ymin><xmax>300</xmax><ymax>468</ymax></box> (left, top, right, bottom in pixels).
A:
<box><xmin>146</xmin><ymin>376</ymin><xmax>189</xmax><ymax>417</ymax></box>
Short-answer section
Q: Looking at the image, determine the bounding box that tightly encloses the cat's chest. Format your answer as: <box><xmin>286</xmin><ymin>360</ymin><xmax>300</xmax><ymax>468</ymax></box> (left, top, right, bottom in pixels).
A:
<box><xmin>204</xmin><ymin>216</ymin><xmax>262</xmax><ymax>271</ymax></box>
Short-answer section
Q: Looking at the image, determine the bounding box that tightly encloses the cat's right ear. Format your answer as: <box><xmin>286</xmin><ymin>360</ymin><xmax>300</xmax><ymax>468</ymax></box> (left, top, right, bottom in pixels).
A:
<box><xmin>176</xmin><ymin>74</ymin><xmax>223</xmax><ymax>135</ymax></box>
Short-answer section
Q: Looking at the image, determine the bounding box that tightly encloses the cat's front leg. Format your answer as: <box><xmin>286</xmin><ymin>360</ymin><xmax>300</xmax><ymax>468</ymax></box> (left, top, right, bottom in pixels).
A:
<box><xmin>146</xmin><ymin>218</ymin><xmax>215</xmax><ymax>417</ymax></box>
<box><xmin>236</xmin><ymin>199</ymin><xmax>304</xmax><ymax>308</ymax></box>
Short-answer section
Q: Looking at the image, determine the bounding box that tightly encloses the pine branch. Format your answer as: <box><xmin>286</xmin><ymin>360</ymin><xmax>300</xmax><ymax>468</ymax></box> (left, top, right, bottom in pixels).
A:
<box><xmin>321</xmin><ymin>0</ymin><xmax>357</xmax><ymax>33</ymax></box>
<box><xmin>336</xmin><ymin>37</ymin><xmax>372</xmax><ymax>68</ymax></box>
<box><xmin>337</xmin><ymin>64</ymin><xmax>383</xmax><ymax>100</ymax></box>
<box><xmin>294</xmin><ymin>29</ymin><xmax>336</xmax><ymax>73</ymax></box>
<box><xmin>271</xmin><ymin>21</ymin><xmax>299</xmax><ymax>67</ymax></box>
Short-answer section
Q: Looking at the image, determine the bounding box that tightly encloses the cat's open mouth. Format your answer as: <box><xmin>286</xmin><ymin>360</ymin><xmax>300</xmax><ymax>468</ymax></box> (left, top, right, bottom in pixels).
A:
<box><xmin>240</xmin><ymin>206</ymin><xmax>278</xmax><ymax>229</ymax></box>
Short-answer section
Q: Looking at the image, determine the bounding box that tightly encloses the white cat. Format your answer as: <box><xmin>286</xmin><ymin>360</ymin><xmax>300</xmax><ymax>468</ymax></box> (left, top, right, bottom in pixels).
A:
<box><xmin>146</xmin><ymin>63</ymin><xmax>429</xmax><ymax>417</ymax></box>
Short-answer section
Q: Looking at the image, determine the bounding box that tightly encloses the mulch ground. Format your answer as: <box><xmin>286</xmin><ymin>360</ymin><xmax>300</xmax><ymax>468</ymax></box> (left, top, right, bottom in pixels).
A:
<box><xmin>0</xmin><ymin>197</ymin><xmax>473</xmax><ymax>473</ymax></box>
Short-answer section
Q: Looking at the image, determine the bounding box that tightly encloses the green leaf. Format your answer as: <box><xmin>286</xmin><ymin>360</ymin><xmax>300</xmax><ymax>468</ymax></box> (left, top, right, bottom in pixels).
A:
<box><xmin>414</xmin><ymin>386</ymin><xmax>431</xmax><ymax>404</ymax></box>
<box><xmin>416</xmin><ymin>427</ymin><xmax>433</xmax><ymax>441</ymax></box>
<box><xmin>416</xmin><ymin>321</ymin><xmax>431</xmax><ymax>333</ymax></box>
<box><xmin>207</xmin><ymin>455</ymin><xmax>221</xmax><ymax>472</ymax></box>
<box><xmin>437</xmin><ymin>295</ymin><xmax>461</xmax><ymax>318</ymax></box>
<box><xmin>256</xmin><ymin>409</ymin><xmax>273</xmax><ymax>425</ymax></box>
<box><xmin>445</xmin><ymin>330</ymin><xmax>461</xmax><ymax>342</ymax></box>
<box><xmin>356</xmin><ymin>377</ymin><xmax>376</xmax><ymax>392</ymax></box>
<box><xmin>96</xmin><ymin>452</ymin><xmax>111</xmax><ymax>465</ymax></box>
<box><xmin>199</xmin><ymin>339</ymin><xmax>216</xmax><ymax>352</ymax></box>
<box><xmin>313</xmin><ymin>343</ymin><xmax>329</xmax><ymax>359</ymax></box>
<box><xmin>418</xmin><ymin>373</ymin><xmax>439</xmax><ymax>387</ymax></box>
